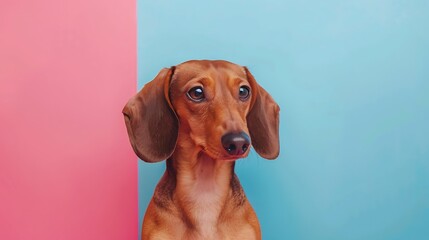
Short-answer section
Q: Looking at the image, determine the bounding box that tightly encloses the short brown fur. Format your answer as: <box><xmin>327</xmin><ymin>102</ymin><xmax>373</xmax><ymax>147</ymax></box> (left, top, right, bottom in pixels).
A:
<box><xmin>123</xmin><ymin>60</ymin><xmax>280</xmax><ymax>240</ymax></box>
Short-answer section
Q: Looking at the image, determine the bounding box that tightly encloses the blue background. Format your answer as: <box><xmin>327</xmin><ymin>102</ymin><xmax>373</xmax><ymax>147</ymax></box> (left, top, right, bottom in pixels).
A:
<box><xmin>137</xmin><ymin>1</ymin><xmax>429</xmax><ymax>239</ymax></box>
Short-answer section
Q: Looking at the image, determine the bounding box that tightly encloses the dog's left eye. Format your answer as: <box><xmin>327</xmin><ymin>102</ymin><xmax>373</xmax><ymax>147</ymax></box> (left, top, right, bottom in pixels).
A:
<box><xmin>239</xmin><ymin>86</ymin><xmax>250</xmax><ymax>101</ymax></box>
<box><xmin>187</xmin><ymin>86</ymin><xmax>205</xmax><ymax>102</ymax></box>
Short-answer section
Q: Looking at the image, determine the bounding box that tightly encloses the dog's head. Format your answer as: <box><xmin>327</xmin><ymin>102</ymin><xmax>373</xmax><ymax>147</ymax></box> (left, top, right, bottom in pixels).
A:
<box><xmin>123</xmin><ymin>60</ymin><xmax>280</xmax><ymax>162</ymax></box>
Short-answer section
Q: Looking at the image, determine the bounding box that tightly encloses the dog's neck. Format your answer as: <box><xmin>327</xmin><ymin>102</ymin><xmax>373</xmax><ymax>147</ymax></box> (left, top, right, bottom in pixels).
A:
<box><xmin>175</xmin><ymin>152</ymin><xmax>234</xmax><ymax>195</ymax></box>
<box><xmin>158</xmin><ymin>145</ymin><xmax>245</xmax><ymax>237</ymax></box>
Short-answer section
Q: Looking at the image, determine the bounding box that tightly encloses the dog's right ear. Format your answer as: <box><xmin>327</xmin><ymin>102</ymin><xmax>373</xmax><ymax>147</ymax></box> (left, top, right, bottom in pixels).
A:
<box><xmin>245</xmin><ymin>67</ymin><xmax>280</xmax><ymax>160</ymax></box>
<box><xmin>122</xmin><ymin>67</ymin><xmax>178</xmax><ymax>163</ymax></box>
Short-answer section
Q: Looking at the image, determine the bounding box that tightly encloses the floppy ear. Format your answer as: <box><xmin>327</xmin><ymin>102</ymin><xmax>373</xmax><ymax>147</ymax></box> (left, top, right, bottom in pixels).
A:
<box><xmin>122</xmin><ymin>67</ymin><xmax>178</xmax><ymax>162</ymax></box>
<box><xmin>245</xmin><ymin>67</ymin><xmax>280</xmax><ymax>160</ymax></box>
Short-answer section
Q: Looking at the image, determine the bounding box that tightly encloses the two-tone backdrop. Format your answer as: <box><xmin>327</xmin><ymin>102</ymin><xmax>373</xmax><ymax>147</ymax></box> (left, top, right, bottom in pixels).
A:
<box><xmin>1</xmin><ymin>0</ymin><xmax>428</xmax><ymax>239</ymax></box>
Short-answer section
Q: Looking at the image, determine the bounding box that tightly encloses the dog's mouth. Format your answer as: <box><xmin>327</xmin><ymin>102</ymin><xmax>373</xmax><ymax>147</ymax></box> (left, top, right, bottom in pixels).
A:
<box><xmin>202</xmin><ymin>146</ymin><xmax>249</xmax><ymax>161</ymax></box>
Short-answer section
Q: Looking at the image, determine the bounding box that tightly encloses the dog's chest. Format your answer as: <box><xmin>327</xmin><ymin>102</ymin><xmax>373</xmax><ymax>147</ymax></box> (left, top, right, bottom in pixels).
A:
<box><xmin>189</xmin><ymin>179</ymin><xmax>225</xmax><ymax>219</ymax></box>
<box><xmin>181</xmin><ymin>173</ymin><xmax>230</xmax><ymax>235</ymax></box>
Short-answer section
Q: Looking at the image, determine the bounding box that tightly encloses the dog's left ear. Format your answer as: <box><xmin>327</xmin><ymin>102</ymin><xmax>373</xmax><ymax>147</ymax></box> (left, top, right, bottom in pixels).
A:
<box><xmin>122</xmin><ymin>67</ymin><xmax>178</xmax><ymax>163</ymax></box>
<box><xmin>245</xmin><ymin>67</ymin><xmax>280</xmax><ymax>160</ymax></box>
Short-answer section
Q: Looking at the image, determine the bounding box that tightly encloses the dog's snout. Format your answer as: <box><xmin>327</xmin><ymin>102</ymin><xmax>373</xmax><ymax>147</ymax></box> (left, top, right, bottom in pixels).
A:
<box><xmin>221</xmin><ymin>132</ymin><xmax>250</xmax><ymax>156</ymax></box>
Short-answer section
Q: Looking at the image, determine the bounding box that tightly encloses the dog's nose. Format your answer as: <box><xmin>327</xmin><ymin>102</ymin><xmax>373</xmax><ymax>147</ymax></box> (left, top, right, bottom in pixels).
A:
<box><xmin>221</xmin><ymin>132</ymin><xmax>250</xmax><ymax>156</ymax></box>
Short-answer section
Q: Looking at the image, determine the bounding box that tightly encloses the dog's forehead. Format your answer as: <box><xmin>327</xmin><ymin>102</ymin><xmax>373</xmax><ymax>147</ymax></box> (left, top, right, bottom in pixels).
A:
<box><xmin>174</xmin><ymin>60</ymin><xmax>246</xmax><ymax>80</ymax></box>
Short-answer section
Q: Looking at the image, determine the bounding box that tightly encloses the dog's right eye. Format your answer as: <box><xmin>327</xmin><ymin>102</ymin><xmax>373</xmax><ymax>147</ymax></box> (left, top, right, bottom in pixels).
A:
<box><xmin>187</xmin><ymin>86</ymin><xmax>205</xmax><ymax>102</ymax></box>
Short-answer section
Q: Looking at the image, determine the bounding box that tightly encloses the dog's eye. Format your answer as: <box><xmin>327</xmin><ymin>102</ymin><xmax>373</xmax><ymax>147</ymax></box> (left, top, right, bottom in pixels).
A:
<box><xmin>239</xmin><ymin>86</ymin><xmax>250</xmax><ymax>101</ymax></box>
<box><xmin>187</xmin><ymin>86</ymin><xmax>205</xmax><ymax>102</ymax></box>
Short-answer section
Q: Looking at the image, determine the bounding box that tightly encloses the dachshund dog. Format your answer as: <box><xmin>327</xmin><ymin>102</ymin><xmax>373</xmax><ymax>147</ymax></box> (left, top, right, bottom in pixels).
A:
<box><xmin>123</xmin><ymin>60</ymin><xmax>279</xmax><ymax>240</ymax></box>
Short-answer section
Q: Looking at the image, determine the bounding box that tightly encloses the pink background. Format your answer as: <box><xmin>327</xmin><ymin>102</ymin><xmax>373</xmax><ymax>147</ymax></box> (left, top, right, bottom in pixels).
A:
<box><xmin>0</xmin><ymin>0</ymin><xmax>137</xmax><ymax>239</ymax></box>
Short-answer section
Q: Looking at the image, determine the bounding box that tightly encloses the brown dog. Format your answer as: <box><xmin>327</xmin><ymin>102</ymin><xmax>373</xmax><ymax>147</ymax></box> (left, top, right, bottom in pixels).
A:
<box><xmin>123</xmin><ymin>60</ymin><xmax>280</xmax><ymax>240</ymax></box>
